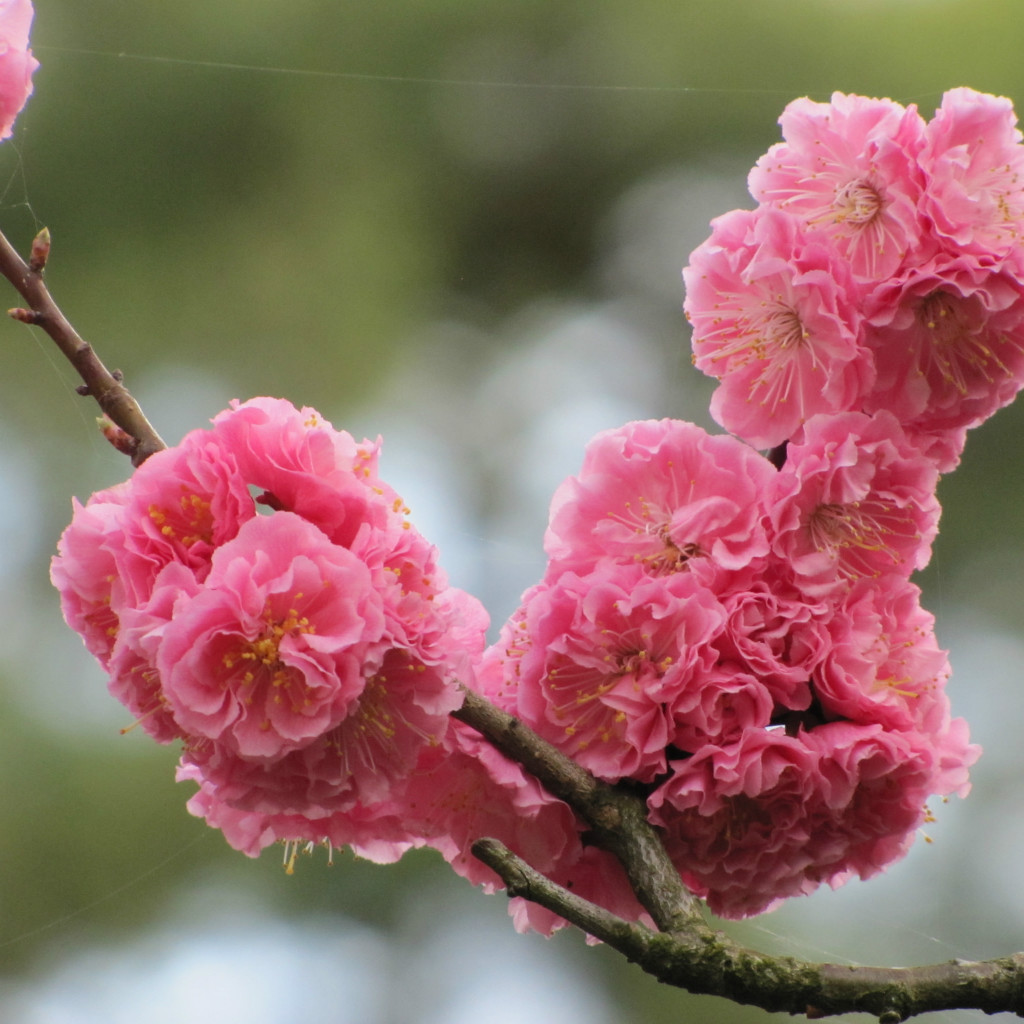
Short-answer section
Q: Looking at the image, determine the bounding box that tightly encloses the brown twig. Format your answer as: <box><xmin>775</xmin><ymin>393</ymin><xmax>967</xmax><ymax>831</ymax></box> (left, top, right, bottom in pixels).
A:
<box><xmin>0</xmin><ymin>226</ymin><xmax>166</xmax><ymax>466</ymax></box>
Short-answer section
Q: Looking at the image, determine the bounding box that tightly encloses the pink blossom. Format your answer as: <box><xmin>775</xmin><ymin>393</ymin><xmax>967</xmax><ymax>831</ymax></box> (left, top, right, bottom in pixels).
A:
<box><xmin>489</xmin><ymin>566</ymin><xmax>725</xmax><ymax>782</ymax></box>
<box><xmin>650</xmin><ymin>721</ymin><xmax>971</xmax><ymax>918</ymax></box>
<box><xmin>184</xmin><ymin>641</ymin><xmax>472</xmax><ymax>816</ymax></box>
<box><xmin>671</xmin><ymin>666</ymin><xmax>774</xmax><ymax>752</ymax></box>
<box><xmin>921</xmin><ymin>88</ymin><xmax>1024</xmax><ymax>260</ymax></box>
<box><xmin>766</xmin><ymin>411</ymin><xmax>941</xmax><ymax>596</ymax></box>
<box><xmin>107</xmin><ymin>563</ymin><xmax>201</xmax><ymax>743</ymax></box>
<box><xmin>813</xmin><ymin>578</ymin><xmax>955</xmax><ymax>736</ymax></box>
<box><xmin>179</xmin><ymin>763</ymin><xmax>420</xmax><ymax>863</ymax></box>
<box><xmin>685</xmin><ymin>207</ymin><xmax>872</xmax><ymax>448</ymax></box>
<box><xmin>0</xmin><ymin>0</ymin><xmax>37</xmax><ymax>141</ymax></box>
<box><xmin>749</xmin><ymin>92</ymin><xmax>929</xmax><ymax>280</ymax></box>
<box><xmin>114</xmin><ymin>431</ymin><xmax>256</xmax><ymax>600</ymax></box>
<box><xmin>863</xmin><ymin>254</ymin><xmax>1024</xmax><ymax>463</ymax></box>
<box><xmin>711</xmin><ymin>573</ymin><xmax>826</xmax><ymax>710</ymax></box>
<box><xmin>50</xmin><ymin>484</ymin><xmax>131</xmax><ymax>669</ymax></box>
<box><xmin>544</xmin><ymin>418</ymin><xmax>775</xmax><ymax>580</ymax></box>
<box><xmin>210</xmin><ymin>397</ymin><xmax>393</xmax><ymax>550</ymax></box>
<box><xmin>158</xmin><ymin>512</ymin><xmax>388</xmax><ymax>760</ymax></box>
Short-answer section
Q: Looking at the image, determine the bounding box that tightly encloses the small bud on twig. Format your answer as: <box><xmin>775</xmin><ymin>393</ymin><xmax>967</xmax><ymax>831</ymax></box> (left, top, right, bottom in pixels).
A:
<box><xmin>8</xmin><ymin>306</ymin><xmax>42</xmax><ymax>324</ymax></box>
<box><xmin>29</xmin><ymin>227</ymin><xmax>50</xmax><ymax>273</ymax></box>
<box><xmin>97</xmin><ymin>415</ymin><xmax>138</xmax><ymax>457</ymax></box>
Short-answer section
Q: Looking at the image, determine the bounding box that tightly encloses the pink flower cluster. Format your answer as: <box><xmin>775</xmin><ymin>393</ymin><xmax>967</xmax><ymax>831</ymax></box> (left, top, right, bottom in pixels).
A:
<box><xmin>51</xmin><ymin>86</ymin><xmax>998</xmax><ymax>933</ymax></box>
<box><xmin>481</xmin><ymin>416</ymin><xmax>975</xmax><ymax>918</ymax></box>
<box><xmin>0</xmin><ymin>0</ymin><xmax>37</xmax><ymax>140</ymax></box>
<box><xmin>52</xmin><ymin>398</ymin><xmax>491</xmax><ymax>858</ymax></box>
<box><xmin>685</xmin><ymin>88</ymin><xmax>1024</xmax><ymax>469</ymax></box>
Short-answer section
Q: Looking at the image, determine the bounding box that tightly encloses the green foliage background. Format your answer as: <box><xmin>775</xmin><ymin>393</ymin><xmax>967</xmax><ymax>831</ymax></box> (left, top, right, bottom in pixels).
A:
<box><xmin>2</xmin><ymin>2</ymin><xmax>1024</xmax><ymax>1020</ymax></box>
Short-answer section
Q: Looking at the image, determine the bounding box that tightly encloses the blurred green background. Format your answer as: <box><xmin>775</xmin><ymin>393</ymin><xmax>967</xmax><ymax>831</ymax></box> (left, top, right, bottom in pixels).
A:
<box><xmin>2</xmin><ymin>1</ymin><xmax>1024</xmax><ymax>1021</ymax></box>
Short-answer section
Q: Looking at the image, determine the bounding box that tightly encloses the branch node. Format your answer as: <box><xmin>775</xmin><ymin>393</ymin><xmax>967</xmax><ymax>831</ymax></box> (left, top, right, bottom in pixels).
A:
<box><xmin>75</xmin><ymin>383</ymin><xmax>91</xmax><ymax>396</ymax></box>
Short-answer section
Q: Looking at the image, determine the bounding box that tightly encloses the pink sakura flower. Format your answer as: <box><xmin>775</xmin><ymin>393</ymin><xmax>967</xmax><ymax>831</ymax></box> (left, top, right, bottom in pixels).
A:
<box><xmin>487</xmin><ymin>566</ymin><xmax>726</xmax><ymax>782</ymax></box>
<box><xmin>209</xmin><ymin>397</ymin><xmax>392</xmax><ymax>550</ymax></box>
<box><xmin>765</xmin><ymin>411</ymin><xmax>941</xmax><ymax>596</ymax></box>
<box><xmin>50</xmin><ymin>483</ymin><xmax>131</xmax><ymax>669</ymax></box>
<box><xmin>157</xmin><ymin>512</ymin><xmax>388</xmax><ymax>761</ymax></box>
<box><xmin>650</xmin><ymin>721</ymin><xmax>973</xmax><ymax>919</ymax></box>
<box><xmin>920</xmin><ymin>87</ymin><xmax>1024</xmax><ymax>261</ymax></box>
<box><xmin>748</xmin><ymin>92</ymin><xmax>929</xmax><ymax>281</ymax></box>
<box><xmin>114</xmin><ymin>430</ymin><xmax>256</xmax><ymax>598</ymax></box>
<box><xmin>711</xmin><ymin>572</ymin><xmax>826</xmax><ymax>711</ymax></box>
<box><xmin>685</xmin><ymin>207</ymin><xmax>872</xmax><ymax>448</ymax></box>
<box><xmin>184</xmin><ymin>639</ymin><xmax>473</xmax><ymax>817</ymax></box>
<box><xmin>813</xmin><ymin>578</ymin><xmax>955</xmax><ymax>736</ymax></box>
<box><xmin>863</xmin><ymin>253</ymin><xmax>1024</xmax><ymax>466</ymax></box>
<box><xmin>544</xmin><ymin>418</ymin><xmax>775</xmax><ymax>581</ymax></box>
<box><xmin>54</xmin><ymin>397</ymin><xmax>488</xmax><ymax>827</ymax></box>
<box><xmin>0</xmin><ymin>0</ymin><xmax>37</xmax><ymax>141</ymax></box>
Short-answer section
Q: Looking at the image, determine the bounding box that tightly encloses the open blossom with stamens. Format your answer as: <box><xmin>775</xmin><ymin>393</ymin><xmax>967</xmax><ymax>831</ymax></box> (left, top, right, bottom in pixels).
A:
<box><xmin>544</xmin><ymin>418</ymin><xmax>775</xmax><ymax>582</ymax></box>
<box><xmin>863</xmin><ymin>254</ymin><xmax>1024</xmax><ymax>468</ymax></box>
<box><xmin>765</xmin><ymin>411</ymin><xmax>941</xmax><ymax>597</ymax></box>
<box><xmin>920</xmin><ymin>87</ymin><xmax>1024</xmax><ymax>261</ymax></box>
<box><xmin>484</xmin><ymin>565</ymin><xmax>726</xmax><ymax>783</ymax></box>
<box><xmin>748</xmin><ymin>92</ymin><xmax>929</xmax><ymax>281</ymax></box>
<box><xmin>684</xmin><ymin>206</ymin><xmax>872</xmax><ymax>448</ymax></box>
<box><xmin>813</xmin><ymin>578</ymin><xmax>957</xmax><ymax>736</ymax></box>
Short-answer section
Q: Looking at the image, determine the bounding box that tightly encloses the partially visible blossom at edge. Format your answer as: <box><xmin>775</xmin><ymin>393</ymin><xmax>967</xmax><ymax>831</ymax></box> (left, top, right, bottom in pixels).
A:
<box><xmin>0</xmin><ymin>0</ymin><xmax>37</xmax><ymax>141</ymax></box>
<box><xmin>920</xmin><ymin>87</ymin><xmax>1024</xmax><ymax>261</ymax></box>
<box><xmin>749</xmin><ymin>92</ymin><xmax>930</xmax><ymax>281</ymax></box>
<box><xmin>863</xmin><ymin>254</ymin><xmax>1024</xmax><ymax>466</ymax></box>
<box><xmin>685</xmin><ymin>206</ymin><xmax>872</xmax><ymax>449</ymax></box>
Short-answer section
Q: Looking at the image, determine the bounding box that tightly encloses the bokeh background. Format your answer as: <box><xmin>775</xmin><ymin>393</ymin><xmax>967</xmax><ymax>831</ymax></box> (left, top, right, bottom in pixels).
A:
<box><xmin>1</xmin><ymin>2</ymin><xmax>1024</xmax><ymax>1021</ymax></box>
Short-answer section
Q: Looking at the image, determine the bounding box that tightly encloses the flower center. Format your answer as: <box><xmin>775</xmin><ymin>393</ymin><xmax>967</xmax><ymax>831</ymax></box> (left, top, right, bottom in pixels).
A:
<box><xmin>806</xmin><ymin>500</ymin><xmax>904</xmax><ymax>579</ymax></box>
<box><xmin>222</xmin><ymin>601</ymin><xmax>317</xmax><ymax>710</ymax></box>
<box><xmin>148</xmin><ymin>490</ymin><xmax>214</xmax><ymax>547</ymax></box>
<box><xmin>916</xmin><ymin>290</ymin><xmax>1011</xmax><ymax>394</ymax></box>
<box><xmin>833</xmin><ymin>177</ymin><xmax>884</xmax><ymax>226</ymax></box>
<box><xmin>761</xmin><ymin>305</ymin><xmax>807</xmax><ymax>352</ymax></box>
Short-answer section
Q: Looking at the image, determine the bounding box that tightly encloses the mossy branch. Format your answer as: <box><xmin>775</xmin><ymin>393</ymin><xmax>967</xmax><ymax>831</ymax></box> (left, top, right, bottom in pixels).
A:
<box><xmin>455</xmin><ymin>691</ymin><xmax>1024</xmax><ymax>1022</ymax></box>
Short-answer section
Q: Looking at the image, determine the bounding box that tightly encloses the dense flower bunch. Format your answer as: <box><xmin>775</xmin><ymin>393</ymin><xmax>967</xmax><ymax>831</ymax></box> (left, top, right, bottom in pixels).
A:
<box><xmin>685</xmin><ymin>88</ymin><xmax>1024</xmax><ymax>470</ymax></box>
<box><xmin>480</xmin><ymin>89</ymin><xmax>1001</xmax><ymax>919</ymax></box>
<box><xmin>481</xmin><ymin>415</ymin><xmax>974</xmax><ymax>918</ymax></box>
<box><xmin>52</xmin><ymin>398</ymin><xmax>492</xmax><ymax>858</ymax></box>
<box><xmin>52</xmin><ymin>87</ymin><xmax>1003</xmax><ymax>929</ymax></box>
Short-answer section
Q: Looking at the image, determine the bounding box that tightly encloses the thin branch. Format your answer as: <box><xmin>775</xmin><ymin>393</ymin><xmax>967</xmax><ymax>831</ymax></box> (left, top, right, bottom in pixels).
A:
<box><xmin>0</xmin><ymin>226</ymin><xmax>166</xmax><ymax>466</ymax></box>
